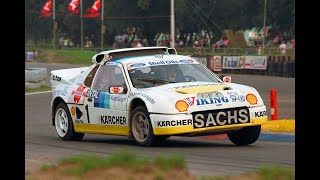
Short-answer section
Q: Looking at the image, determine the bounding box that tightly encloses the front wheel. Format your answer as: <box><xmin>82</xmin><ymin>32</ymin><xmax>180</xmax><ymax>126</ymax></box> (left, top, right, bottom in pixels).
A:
<box><xmin>54</xmin><ymin>103</ymin><xmax>84</xmax><ymax>141</ymax></box>
<box><xmin>130</xmin><ymin>106</ymin><xmax>156</xmax><ymax>147</ymax></box>
<box><xmin>227</xmin><ymin>125</ymin><xmax>261</xmax><ymax>146</ymax></box>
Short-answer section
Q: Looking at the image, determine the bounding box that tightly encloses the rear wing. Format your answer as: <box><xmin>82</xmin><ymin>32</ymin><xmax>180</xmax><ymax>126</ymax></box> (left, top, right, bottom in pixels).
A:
<box><xmin>50</xmin><ymin>67</ymin><xmax>89</xmax><ymax>85</ymax></box>
<box><xmin>92</xmin><ymin>46</ymin><xmax>177</xmax><ymax>64</ymax></box>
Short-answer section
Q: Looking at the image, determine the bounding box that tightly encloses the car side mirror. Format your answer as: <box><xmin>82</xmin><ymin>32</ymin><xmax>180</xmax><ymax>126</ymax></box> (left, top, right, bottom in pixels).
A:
<box><xmin>219</xmin><ymin>75</ymin><xmax>232</xmax><ymax>83</ymax></box>
<box><xmin>109</xmin><ymin>86</ymin><xmax>127</xmax><ymax>94</ymax></box>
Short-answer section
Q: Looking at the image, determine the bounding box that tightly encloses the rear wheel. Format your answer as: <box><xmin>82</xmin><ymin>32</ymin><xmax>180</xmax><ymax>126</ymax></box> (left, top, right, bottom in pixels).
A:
<box><xmin>130</xmin><ymin>106</ymin><xmax>156</xmax><ymax>147</ymax></box>
<box><xmin>54</xmin><ymin>103</ymin><xmax>84</xmax><ymax>141</ymax></box>
<box><xmin>227</xmin><ymin>125</ymin><xmax>261</xmax><ymax>146</ymax></box>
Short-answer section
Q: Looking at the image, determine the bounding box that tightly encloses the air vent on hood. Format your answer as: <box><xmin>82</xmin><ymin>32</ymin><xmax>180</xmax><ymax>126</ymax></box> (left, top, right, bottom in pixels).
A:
<box><xmin>175</xmin><ymin>85</ymin><xmax>232</xmax><ymax>94</ymax></box>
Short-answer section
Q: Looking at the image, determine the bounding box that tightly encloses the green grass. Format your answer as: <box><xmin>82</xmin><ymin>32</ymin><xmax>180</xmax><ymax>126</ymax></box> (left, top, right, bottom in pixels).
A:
<box><xmin>40</xmin><ymin>163</ymin><xmax>55</xmax><ymax>171</ymax></box>
<box><xmin>55</xmin><ymin>150</ymin><xmax>186</xmax><ymax>176</ymax></box>
<box><xmin>36</xmin><ymin>49</ymin><xmax>96</xmax><ymax>65</ymax></box>
<box><xmin>256</xmin><ymin>165</ymin><xmax>295</xmax><ymax>180</ymax></box>
<box><xmin>37</xmin><ymin>151</ymin><xmax>294</xmax><ymax>179</ymax></box>
<box><xmin>25</xmin><ymin>85</ymin><xmax>52</xmax><ymax>93</ymax></box>
<box><xmin>152</xmin><ymin>153</ymin><xmax>186</xmax><ymax>170</ymax></box>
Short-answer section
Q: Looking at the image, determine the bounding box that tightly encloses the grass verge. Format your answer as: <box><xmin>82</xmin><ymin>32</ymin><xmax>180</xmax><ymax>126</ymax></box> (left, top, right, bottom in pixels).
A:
<box><xmin>25</xmin><ymin>85</ymin><xmax>52</xmax><ymax>93</ymax></box>
<box><xmin>26</xmin><ymin>150</ymin><xmax>294</xmax><ymax>180</ymax></box>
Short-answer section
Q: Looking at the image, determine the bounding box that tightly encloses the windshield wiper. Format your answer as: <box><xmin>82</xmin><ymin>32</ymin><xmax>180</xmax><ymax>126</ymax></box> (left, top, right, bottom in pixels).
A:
<box><xmin>136</xmin><ymin>78</ymin><xmax>176</xmax><ymax>84</ymax></box>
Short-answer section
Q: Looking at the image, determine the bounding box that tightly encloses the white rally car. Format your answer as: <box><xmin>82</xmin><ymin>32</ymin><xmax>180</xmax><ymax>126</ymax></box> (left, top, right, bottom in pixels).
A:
<box><xmin>50</xmin><ymin>46</ymin><xmax>268</xmax><ymax>146</ymax></box>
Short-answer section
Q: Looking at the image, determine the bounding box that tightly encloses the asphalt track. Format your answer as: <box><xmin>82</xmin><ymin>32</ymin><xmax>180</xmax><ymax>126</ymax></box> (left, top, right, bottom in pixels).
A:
<box><xmin>25</xmin><ymin>62</ymin><xmax>295</xmax><ymax>177</ymax></box>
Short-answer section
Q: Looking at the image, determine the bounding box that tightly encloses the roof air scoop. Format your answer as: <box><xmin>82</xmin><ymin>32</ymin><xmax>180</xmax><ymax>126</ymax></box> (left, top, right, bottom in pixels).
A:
<box><xmin>92</xmin><ymin>54</ymin><xmax>105</xmax><ymax>64</ymax></box>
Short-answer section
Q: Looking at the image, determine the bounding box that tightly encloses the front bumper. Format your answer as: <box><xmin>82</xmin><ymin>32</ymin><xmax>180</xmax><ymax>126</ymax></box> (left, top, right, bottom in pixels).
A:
<box><xmin>150</xmin><ymin>105</ymin><xmax>268</xmax><ymax>135</ymax></box>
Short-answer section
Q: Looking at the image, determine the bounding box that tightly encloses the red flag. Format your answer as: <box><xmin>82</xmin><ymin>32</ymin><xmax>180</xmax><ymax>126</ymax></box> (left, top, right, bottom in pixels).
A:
<box><xmin>84</xmin><ymin>0</ymin><xmax>101</xmax><ymax>18</ymax></box>
<box><xmin>68</xmin><ymin>0</ymin><xmax>80</xmax><ymax>15</ymax></box>
<box><xmin>40</xmin><ymin>0</ymin><xmax>52</xmax><ymax>17</ymax></box>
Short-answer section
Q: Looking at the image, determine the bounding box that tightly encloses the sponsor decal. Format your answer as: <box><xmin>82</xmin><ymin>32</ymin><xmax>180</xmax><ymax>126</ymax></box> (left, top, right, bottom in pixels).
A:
<box><xmin>156</xmin><ymin>119</ymin><xmax>193</xmax><ymax>127</ymax></box>
<box><xmin>179</xmin><ymin>59</ymin><xmax>194</xmax><ymax>63</ymax></box>
<box><xmin>254</xmin><ymin>111</ymin><xmax>266</xmax><ymax>117</ymax></box>
<box><xmin>246</xmin><ymin>93</ymin><xmax>258</xmax><ymax>105</ymax></box>
<box><xmin>110</xmin><ymin>86</ymin><xmax>124</xmax><ymax>94</ymax></box>
<box><xmin>184</xmin><ymin>97</ymin><xmax>195</xmax><ymax>106</ymax></box>
<box><xmin>94</xmin><ymin>92</ymin><xmax>127</xmax><ymax>108</ymax></box>
<box><xmin>86</xmin><ymin>89</ymin><xmax>100</xmax><ymax>98</ymax></box>
<box><xmin>226</xmin><ymin>92</ymin><xmax>245</xmax><ymax>102</ymax></box>
<box><xmin>176</xmin><ymin>94</ymin><xmax>230</xmax><ymax>110</ymax></box>
<box><xmin>51</xmin><ymin>74</ymin><xmax>61</xmax><ymax>81</ymax></box>
<box><xmin>130</xmin><ymin>63</ymin><xmax>146</xmax><ymax>68</ymax></box>
<box><xmin>196</xmin><ymin>92</ymin><xmax>224</xmax><ymax>99</ymax></box>
<box><xmin>94</xmin><ymin>92</ymin><xmax>110</xmax><ymax>108</ymax></box>
<box><xmin>52</xmin><ymin>86</ymin><xmax>68</xmax><ymax>97</ymax></box>
<box><xmin>175</xmin><ymin>100</ymin><xmax>189</xmax><ymax>112</ymax></box>
<box><xmin>71</xmin><ymin>86</ymin><xmax>87</xmax><ymax>103</ymax></box>
<box><xmin>71</xmin><ymin>107</ymin><xmax>76</xmax><ymax>116</ymax></box>
<box><xmin>195</xmin><ymin>96</ymin><xmax>229</xmax><ymax>106</ymax></box>
<box><xmin>109</xmin><ymin>95</ymin><xmax>126</xmax><ymax>102</ymax></box>
<box><xmin>99</xmin><ymin>115</ymin><xmax>127</xmax><ymax>125</ymax></box>
<box><xmin>129</xmin><ymin>92</ymin><xmax>155</xmax><ymax>104</ymax></box>
<box><xmin>127</xmin><ymin>63</ymin><xmax>146</xmax><ymax>70</ymax></box>
<box><xmin>148</xmin><ymin>60</ymin><xmax>180</xmax><ymax>66</ymax></box>
<box><xmin>192</xmin><ymin>107</ymin><xmax>250</xmax><ymax>128</ymax></box>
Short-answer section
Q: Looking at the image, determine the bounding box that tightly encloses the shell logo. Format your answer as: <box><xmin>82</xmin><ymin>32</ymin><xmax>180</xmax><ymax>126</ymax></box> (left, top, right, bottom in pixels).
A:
<box><xmin>246</xmin><ymin>93</ymin><xmax>258</xmax><ymax>105</ymax></box>
<box><xmin>175</xmin><ymin>100</ymin><xmax>189</xmax><ymax>112</ymax></box>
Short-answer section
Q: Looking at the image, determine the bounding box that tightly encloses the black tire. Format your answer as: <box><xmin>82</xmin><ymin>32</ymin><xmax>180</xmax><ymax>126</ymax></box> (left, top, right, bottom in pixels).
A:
<box><xmin>130</xmin><ymin>106</ymin><xmax>156</xmax><ymax>147</ymax></box>
<box><xmin>227</xmin><ymin>125</ymin><xmax>261</xmax><ymax>146</ymax></box>
<box><xmin>54</xmin><ymin>103</ymin><xmax>84</xmax><ymax>141</ymax></box>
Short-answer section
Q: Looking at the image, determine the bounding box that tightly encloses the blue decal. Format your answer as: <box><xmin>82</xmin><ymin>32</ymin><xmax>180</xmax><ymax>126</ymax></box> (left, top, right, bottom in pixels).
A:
<box><xmin>196</xmin><ymin>97</ymin><xmax>229</xmax><ymax>106</ymax></box>
<box><xmin>130</xmin><ymin>63</ymin><xmax>146</xmax><ymax>68</ymax></box>
<box><xmin>179</xmin><ymin>59</ymin><xmax>194</xmax><ymax>63</ymax></box>
<box><xmin>94</xmin><ymin>92</ymin><xmax>110</xmax><ymax>108</ymax></box>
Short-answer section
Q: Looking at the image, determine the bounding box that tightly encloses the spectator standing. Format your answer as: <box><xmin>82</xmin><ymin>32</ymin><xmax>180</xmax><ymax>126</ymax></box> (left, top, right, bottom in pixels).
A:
<box><xmin>279</xmin><ymin>41</ymin><xmax>287</xmax><ymax>55</ymax></box>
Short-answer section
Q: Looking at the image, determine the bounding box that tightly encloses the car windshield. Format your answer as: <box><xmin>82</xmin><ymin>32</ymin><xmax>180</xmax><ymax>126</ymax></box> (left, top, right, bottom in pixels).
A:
<box><xmin>128</xmin><ymin>63</ymin><xmax>220</xmax><ymax>88</ymax></box>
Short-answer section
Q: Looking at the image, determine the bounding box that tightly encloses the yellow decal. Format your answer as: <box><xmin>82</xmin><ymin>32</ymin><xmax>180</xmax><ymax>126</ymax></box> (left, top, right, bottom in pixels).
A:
<box><xmin>71</xmin><ymin>107</ymin><xmax>76</xmax><ymax>116</ymax></box>
<box><xmin>246</xmin><ymin>93</ymin><xmax>258</xmax><ymax>105</ymax></box>
<box><xmin>175</xmin><ymin>85</ymin><xmax>230</xmax><ymax>94</ymax></box>
<box><xmin>74</xmin><ymin>124</ymin><xmax>129</xmax><ymax>135</ymax></box>
<box><xmin>175</xmin><ymin>100</ymin><xmax>189</xmax><ymax>112</ymax></box>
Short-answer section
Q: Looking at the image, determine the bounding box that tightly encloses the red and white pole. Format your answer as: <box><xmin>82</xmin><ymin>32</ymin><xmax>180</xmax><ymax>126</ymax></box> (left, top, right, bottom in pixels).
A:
<box><xmin>270</xmin><ymin>89</ymin><xmax>278</xmax><ymax>120</ymax></box>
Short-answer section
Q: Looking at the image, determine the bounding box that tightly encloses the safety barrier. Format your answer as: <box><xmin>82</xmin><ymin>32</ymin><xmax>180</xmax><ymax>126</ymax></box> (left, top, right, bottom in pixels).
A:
<box><xmin>25</xmin><ymin>68</ymin><xmax>48</xmax><ymax>88</ymax></box>
<box><xmin>191</xmin><ymin>55</ymin><xmax>295</xmax><ymax>78</ymax></box>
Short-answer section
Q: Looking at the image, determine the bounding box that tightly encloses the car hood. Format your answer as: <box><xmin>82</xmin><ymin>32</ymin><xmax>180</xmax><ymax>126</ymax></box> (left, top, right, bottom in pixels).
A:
<box><xmin>134</xmin><ymin>82</ymin><xmax>264</xmax><ymax>114</ymax></box>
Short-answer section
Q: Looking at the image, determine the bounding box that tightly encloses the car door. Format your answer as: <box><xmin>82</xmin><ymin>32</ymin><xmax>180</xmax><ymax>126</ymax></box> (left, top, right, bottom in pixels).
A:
<box><xmin>83</xmin><ymin>63</ymin><xmax>129</xmax><ymax>135</ymax></box>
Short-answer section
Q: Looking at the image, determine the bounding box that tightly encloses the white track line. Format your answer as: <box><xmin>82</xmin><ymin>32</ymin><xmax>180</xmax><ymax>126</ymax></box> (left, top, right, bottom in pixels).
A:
<box><xmin>25</xmin><ymin>91</ymin><xmax>52</xmax><ymax>96</ymax></box>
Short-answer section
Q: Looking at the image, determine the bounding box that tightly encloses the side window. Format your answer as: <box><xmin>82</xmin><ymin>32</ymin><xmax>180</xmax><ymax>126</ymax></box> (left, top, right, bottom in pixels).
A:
<box><xmin>92</xmin><ymin>65</ymin><xmax>126</xmax><ymax>91</ymax></box>
<box><xmin>84</xmin><ymin>65</ymin><xmax>99</xmax><ymax>87</ymax></box>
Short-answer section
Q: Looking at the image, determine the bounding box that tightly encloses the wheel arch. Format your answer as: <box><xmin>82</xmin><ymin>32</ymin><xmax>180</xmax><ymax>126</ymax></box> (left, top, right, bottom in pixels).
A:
<box><xmin>128</xmin><ymin>98</ymin><xmax>148</xmax><ymax>138</ymax></box>
<box><xmin>51</xmin><ymin>97</ymin><xmax>66</xmax><ymax>126</ymax></box>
